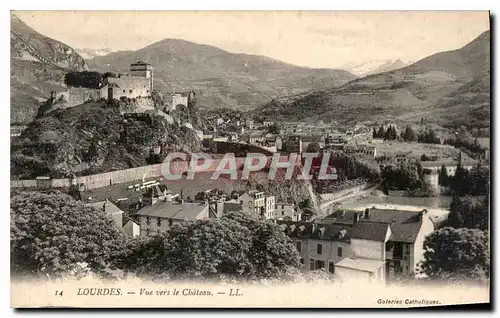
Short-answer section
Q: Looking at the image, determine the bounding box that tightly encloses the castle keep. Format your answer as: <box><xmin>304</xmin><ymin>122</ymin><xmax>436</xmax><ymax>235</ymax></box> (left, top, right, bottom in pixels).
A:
<box><xmin>101</xmin><ymin>61</ymin><xmax>154</xmax><ymax>100</ymax></box>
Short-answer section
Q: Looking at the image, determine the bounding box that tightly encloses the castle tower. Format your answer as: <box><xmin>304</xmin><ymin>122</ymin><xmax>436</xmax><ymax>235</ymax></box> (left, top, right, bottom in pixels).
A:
<box><xmin>130</xmin><ymin>60</ymin><xmax>154</xmax><ymax>92</ymax></box>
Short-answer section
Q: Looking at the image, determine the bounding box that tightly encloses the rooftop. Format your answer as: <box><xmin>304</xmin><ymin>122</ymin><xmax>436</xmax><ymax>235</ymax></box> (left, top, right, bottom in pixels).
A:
<box><xmin>88</xmin><ymin>200</ymin><xmax>124</xmax><ymax>216</ymax></box>
<box><xmin>322</xmin><ymin>208</ymin><xmax>429</xmax><ymax>243</ymax></box>
<box><xmin>137</xmin><ymin>201</ymin><xmax>207</xmax><ymax>220</ymax></box>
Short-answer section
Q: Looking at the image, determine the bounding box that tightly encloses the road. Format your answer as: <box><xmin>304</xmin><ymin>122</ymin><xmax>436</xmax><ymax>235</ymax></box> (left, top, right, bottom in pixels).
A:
<box><xmin>319</xmin><ymin>184</ymin><xmax>380</xmax><ymax>211</ymax></box>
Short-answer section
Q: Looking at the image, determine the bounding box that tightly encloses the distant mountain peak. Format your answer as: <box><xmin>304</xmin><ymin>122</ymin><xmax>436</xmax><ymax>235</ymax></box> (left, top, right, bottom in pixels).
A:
<box><xmin>341</xmin><ymin>59</ymin><xmax>410</xmax><ymax>76</ymax></box>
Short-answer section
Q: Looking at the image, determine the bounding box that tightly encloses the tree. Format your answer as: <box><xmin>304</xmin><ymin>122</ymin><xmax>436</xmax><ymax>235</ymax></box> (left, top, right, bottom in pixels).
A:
<box><xmin>372</xmin><ymin>127</ymin><xmax>377</xmax><ymax>139</ymax></box>
<box><xmin>376</xmin><ymin>125</ymin><xmax>385</xmax><ymax>139</ymax></box>
<box><xmin>268</xmin><ymin>123</ymin><xmax>281</xmax><ymax>134</ymax></box>
<box><xmin>121</xmin><ymin>211</ymin><xmax>300</xmax><ymax>281</ymax></box>
<box><xmin>305</xmin><ymin>142</ymin><xmax>321</xmax><ymax>153</ymax></box>
<box><xmin>447</xmin><ymin>196</ymin><xmax>488</xmax><ymax>230</ymax></box>
<box><xmin>10</xmin><ymin>191</ymin><xmax>125</xmax><ymax>277</ymax></box>
<box><xmin>438</xmin><ymin>165</ymin><xmax>449</xmax><ymax>187</ymax></box>
<box><xmin>418</xmin><ymin>227</ymin><xmax>489</xmax><ymax>281</ymax></box>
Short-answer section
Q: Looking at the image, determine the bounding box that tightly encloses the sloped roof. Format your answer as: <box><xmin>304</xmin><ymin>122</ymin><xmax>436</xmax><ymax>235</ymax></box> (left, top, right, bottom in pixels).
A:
<box><xmin>323</xmin><ymin>208</ymin><xmax>427</xmax><ymax>243</ymax></box>
<box><xmin>277</xmin><ymin>220</ymin><xmax>351</xmax><ymax>243</ymax></box>
<box><xmin>351</xmin><ymin>221</ymin><xmax>389</xmax><ymax>242</ymax></box>
<box><xmin>361</xmin><ymin>209</ymin><xmax>424</xmax><ymax>243</ymax></box>
<box><xmin>137</xmin><ymin>201</ymin><xmax>207</xmax><ymax>220</ymax></box>
<box><xmin>89</xmin><ymin>200</ymin><xmax>124</xmax><ymax>215</ymax></box>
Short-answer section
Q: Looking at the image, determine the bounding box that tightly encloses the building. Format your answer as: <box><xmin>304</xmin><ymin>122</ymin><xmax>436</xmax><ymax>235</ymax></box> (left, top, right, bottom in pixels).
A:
<box><xmin>35</xmin><ymin>176</ymin><xmax>52</xmax><ymax>189</ymax></box>
<box><xmin>137</xmin><ymin>201</ymin><xmax>210</xmax><ymax>236</ymax></box>
<box><xmin>88</xmin><ymin>200</ymin><xmax>124</xmax><ymax>230</ymax></box>
<box><xmin>422</xmin><ymin>169</ymin><xmax>439</xmax><ymax>194</ymax></box>
<box><xmin>285</xmin><ymin>135</ymin><xmax>303</xmax><ymax>154</ymax></box>
<box><xmin>123</xmin><ymin>220</ymin><xmax>140</xmax><ymax>237</ymax></box>
<box><xmin>344</xmin><ymin>144</ymin><xmax>377</xmax><ymax>158</ymax></box>
<box><xmin>236</xmin><ymin>190</ymin><xmax>275</xmax><ymax>219</ymax></box>
<box><xmin>274</xmin><ymin>202</ymin><xmax>302</xmax><ymax>221</ymax></box>
<box><xmin>168</xmin><ymin>93</ymin><xmax>188</xmax><ymax>111</ymax></box>
<box><xmin>263</xmin><ymin>121</ymin><xmax>274</xmax><ymax>127</ymax></box>
<box><xmin>281</xmin><ymin>207</ymin><xmax>435</xmax><ymax>282</ymax></box>
<box><xmin>99</xmin><ymin>61</ymin><xmax>154</xmax><ymax>101</ymax></box>
<box><xmin>246</xmin><ymin>119</ymin><xmax>255</xmax><ymax>130</ymax></box>
<box><xmin>420</xmin><ymin>159</ymin><xmax>477</xmax><ymax>176</ymax></box>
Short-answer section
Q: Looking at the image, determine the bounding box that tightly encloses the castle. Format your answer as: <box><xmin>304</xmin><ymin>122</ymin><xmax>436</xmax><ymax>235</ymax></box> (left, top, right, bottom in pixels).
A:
<box><xmin>101</xmin><ymin>60</ymin><xmax>154</xmax><ymax>100</ymax></box>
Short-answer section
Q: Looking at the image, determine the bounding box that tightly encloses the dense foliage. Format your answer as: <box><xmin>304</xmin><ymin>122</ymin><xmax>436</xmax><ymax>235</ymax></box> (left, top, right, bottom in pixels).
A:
<box><xmin>418</xmin><ymin>227</ymin><xmax>489</xmax><ymax>281</ymax></box>
<box><xmin>10</xmin><ymin>191</ymin><xmax>125</xmax><ymax>277</ymax></box>
<box><xmin>446</xmin><ymin>195</ymin><xmax>489</xmax><ymax>231</ymax></box>
<box><xmin>372</xmin><ymin>125</ymin><xmax>398</xmax><ymax>140</ymax></box>
<box><xmin>119</xmin><ymin>211</ymin><xmax>300</xmax><ymax>281</ymax></box>
<box><xmin>417</xmin><ymin>129</ymin><xmax>441</xmax><ymax>144</ymax></box>
<box><xmin>64</xmin><ymin>71</ymin><xmax>108</xmax><ymax>89</ymax></box>
<box><xmin>381</xmin><ymin>160</ymin><xmax>434</xmax><ymax>196</ymax></box>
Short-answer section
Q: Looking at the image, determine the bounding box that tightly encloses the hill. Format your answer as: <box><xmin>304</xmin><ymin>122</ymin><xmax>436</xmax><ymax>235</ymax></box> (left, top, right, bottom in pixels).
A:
<box><xmin>11</xmin><ymin>101</ymin><xmax>202</xmax><ymax>179</ymax></box>
<box><xmin>341</xmin><ymin>59</ymin><xmax>410</xmax><ymax>77</ymax></box>
<box><xmin>10</xmin><ymin>14</ymin><xmax>88</xmax><ymax>124</ymax></box>
<box><xmin>87</xmin><ymin>38</ymin><xmax>356</xmax><ymax>110</ymax></box>
<box><xmin>257</xmin><ymin>30</ymin><xmax>490</xmax><ymax>129</ymax></box>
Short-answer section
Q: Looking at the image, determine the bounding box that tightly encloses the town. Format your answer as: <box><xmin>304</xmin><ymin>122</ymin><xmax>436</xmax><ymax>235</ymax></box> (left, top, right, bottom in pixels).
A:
<box><xmin>10</xmin><ymin>11</ymin><xmax>490</xmax><ymax>294</ymax></box>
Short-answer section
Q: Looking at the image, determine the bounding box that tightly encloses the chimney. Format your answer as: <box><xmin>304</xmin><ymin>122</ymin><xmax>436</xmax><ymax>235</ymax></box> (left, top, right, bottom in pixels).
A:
<box><xmin>364</xmin><ymin>208</ymin><xmax>370</xmax><ymax>219</ymax></box>
<box><xmin>353</xmin><ymin>213</ymin><xmax>360</xmax><ymax>224</ymax></box>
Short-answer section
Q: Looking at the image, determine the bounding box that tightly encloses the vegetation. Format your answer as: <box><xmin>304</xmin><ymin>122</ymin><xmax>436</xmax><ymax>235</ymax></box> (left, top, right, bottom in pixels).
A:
<box><xmin>418</xmin><ymin>227</ymin><xmax>489</xmax><ymax>281</ymax></box>
<box><xmin>417</xmin><ymin>129</ymin><xmax>441</xmax><ymax>144</ymax></box>
<box><xmin>446</xmin><ymin>195</ymin><xmax>489</xmax><ymax>231</ymax></box>
<box><xmin>119</xmin><ymin>211</ymin><xmax>300</xmax><ymax>281</ymax></box>
<box><xmin>11</xmin><ymin>102</ymin><xmax>202</xmax><ymax>178</ymax></box>
<box><xmin>64</xmin><ymin>71</ymin><xmax>108</xmax><ymax>89</ymax></box>
<box><xmin>381</xmin><ymin>160</ymin><xmax>435</xmax><ymax>197</ymax></box>
<box><xmin>372</xmin><ymin>125</ymin><xmax>398</xmax><ymax>140</ymax></box>
<box><xmin>10</xmin><ymin>191</ymin><xmax>125</xmax><ymax>278</ymax></box>
<box><xmin>400</xmin><ymin>126</ymin><xmax>417</xmax><ymax>142</ymax></box>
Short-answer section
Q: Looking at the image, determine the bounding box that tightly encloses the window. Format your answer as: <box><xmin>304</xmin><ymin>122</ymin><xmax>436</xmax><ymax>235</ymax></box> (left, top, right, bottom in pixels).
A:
<box><xmin>317</xmin><ymin>244</ymin><xmax>323</xmax><ymax>255</ymax></box>
<box><xmin>296</xmin><ymin>242</ymin><xmax>302</xmax><ymax>252</ymax></box>
<box><xmin>300</xmin><ymin>258</ymin><xmax>304</xmax><ymax>265</ymax></box>
<box><xmin>329</xmin><ymin>262</ymin><xmax>335</xmax><ymax>273</ymax></box>
<box><xmin>146</xmin><ymin>216</ymin><xmax>150</xmax><ymax>225</ymax></box>
<box><xmin>146</xmin><ymin>90</ymin><xmax>149</xmax><ymax>93</ymax></box>
<box><xmin>282</xmin><ymin>205</ymin><xmax>285</xmax><ymax>209</ymax></box>
<box><xmin>157</xmin><ymin>218</ymin><xmax>161</xmax><ymax>226</ymax></box>
<box><xmin>282</xmin><ymin>211</ymin><xmax>285</xmax><ymax>216</ymax></box>
<box><xmin>309</xmin><ymin>259</ymin><xmax>315</xmax><ymax>271</ymax></box>
<box><xmin>337</xmin><ymin>247</ymin><xmax>343</xmax><ymax>258</ymax></box>
<box><xmin>315</xmin><ymin>260</ymin><xmax>325</xmax><ymax>269</ymax></box>
<box><xmin>129</xmin><ymin>89</ymin><xmax>133</xmax><ymax>93</ymax></box>
<box><xmin>123</xmin><ymin>90</ymin><xmax>126</xmax><ymax>93</ymax></box>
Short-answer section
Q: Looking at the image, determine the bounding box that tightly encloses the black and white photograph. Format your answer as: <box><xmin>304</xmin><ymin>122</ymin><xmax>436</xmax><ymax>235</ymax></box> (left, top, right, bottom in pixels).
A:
<box><xmin>8</xmin><ymin>10</ymin><xmax>491</xmax><ymax>308</ymax></box>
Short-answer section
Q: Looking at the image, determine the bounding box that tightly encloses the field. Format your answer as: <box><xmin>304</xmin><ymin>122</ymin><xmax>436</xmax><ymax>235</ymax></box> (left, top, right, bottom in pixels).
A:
<box><xmin>375</xmin><ymin>141</ymin><xmax>469</xmax><ymax>160</ymax></box>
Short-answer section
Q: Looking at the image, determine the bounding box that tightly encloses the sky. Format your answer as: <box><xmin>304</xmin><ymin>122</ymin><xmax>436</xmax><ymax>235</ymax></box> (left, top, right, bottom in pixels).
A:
<box><xmin>14</xmin><ymin>11</ymin><xmax>490</xmax><ymax>69</ymax></box>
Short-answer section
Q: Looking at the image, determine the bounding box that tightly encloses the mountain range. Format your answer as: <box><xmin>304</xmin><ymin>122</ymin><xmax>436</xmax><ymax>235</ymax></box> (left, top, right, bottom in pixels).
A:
<box><xmin>341</xmin><ymin>59</ymin><xmax>411</xmax><ymax>77</ymax></box>
<box><xmin>258</xmin><ymin>30</ymin><xmax>490</xmax><ymax>129</ymax></box>
<box><xmin>86</xmin><ymin>39</ymin><xmax>356</xmax><ymax>111</ymax></box>
<box><xmin>75</xmin><ymin>48</ymin><xmax>117</xmax><ymax>60</ymax></box>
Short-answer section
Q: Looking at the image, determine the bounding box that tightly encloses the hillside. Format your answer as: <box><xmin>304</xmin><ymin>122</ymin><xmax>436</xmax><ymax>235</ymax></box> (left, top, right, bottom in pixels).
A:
<box><xmin>11</xmin><ymin>102</ymin><xmax>202</xmax><ymax>179</ymax></box>
<box><xmin>341</xmin><ymin>59</ymin><xmax>410</xmax><ymax>77</ymax></box>
<box><xmin>258</xmin><ymin>30</ymin><xmax>490</xmax><ymax>128</ymax></box>
<box><xmin>10</xmin><ymin>14</ymin><xmax>88</xmax><ymax>124</ymax></box>
<box><xmin>87</xmin><ymin>38</ymin><xmax>356</xmax><ymax>110</ymax></box>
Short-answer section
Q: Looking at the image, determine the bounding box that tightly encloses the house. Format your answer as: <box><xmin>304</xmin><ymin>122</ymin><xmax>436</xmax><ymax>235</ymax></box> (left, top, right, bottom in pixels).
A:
<box><xmin>420</xmin><ymin>159</ymin><xmax>478</xmax><ymax>176</ymax></box>
<box><xmin>169</xmin><ymin>93</ymin><xmax>188</xmax><ymax>111</ymax></box>
<box><xmin>274</xmin><ymin>202</ymin><xmax>301</xmax><ymax>221</ymax></box>
<box><xmin>123</xmin><ymin>220</ymin><xmax>140</xmax><ymax>237</ymax></box>
<box><xmin>142</xmin><ymin>184</ymin><xmax>173</xmax><ymax>206</ymax></box>
<box><xmin>281</xmin><ymin>207</ymin><xmax>435</xmax><ymax>282</ymax></box>
<box><xmin>263</xmin><ymin>121</ymin><xmax>274</xmax><ymax>127</ymax></box>
<box><xmin>236</xmin><ymin>190</ymin><xmax>275</xmax><ymax>219</ymax></box>
<box><xmin>137</xmin><ymin>201</ymin><xmax>210</xmax><ymax>236</ymax></box>
<box><xmin>35</xmin><ymin>176</ymin><xmax>52</xmax><ymax>189</ymax></box>
<box><xmin>246</xmin><ymin>119</ymin><xmax>255</xmax><ymax>129</ymax></box>
<box><xmin>88</xmin><ymin>200</ymin><xmax>124</xmax><ymax>230</ymax></box>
